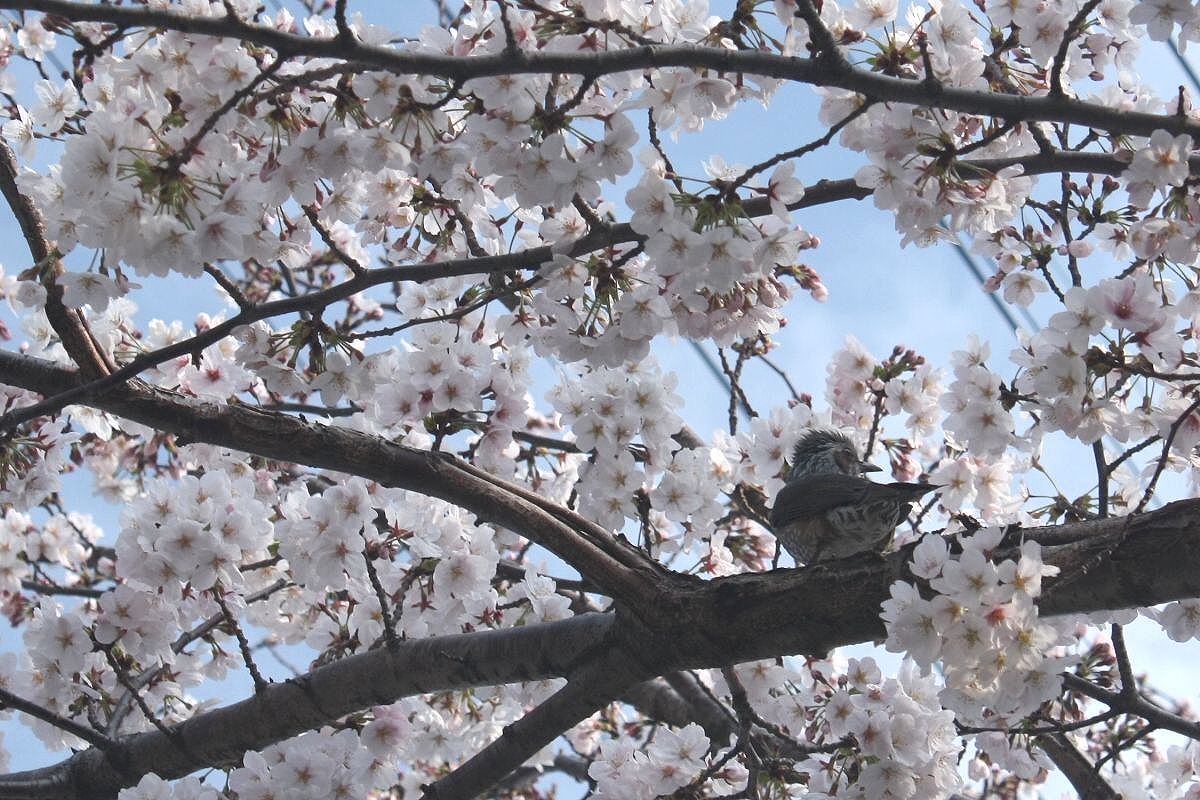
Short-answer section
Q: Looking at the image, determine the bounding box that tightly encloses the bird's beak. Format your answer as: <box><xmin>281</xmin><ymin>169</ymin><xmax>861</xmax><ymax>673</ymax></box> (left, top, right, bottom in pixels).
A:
<box><xmin>859</xmin><ymin>461</ymin><xmax>882</xmax><ymax>473</ymax></box>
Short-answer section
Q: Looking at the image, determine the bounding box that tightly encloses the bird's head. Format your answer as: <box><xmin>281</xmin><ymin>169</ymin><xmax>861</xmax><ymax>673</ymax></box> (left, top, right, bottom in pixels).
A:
<box><xmin>787</xmin><ymin>428</ymin><xmax>881</xmax><ymax>480</ymax></box>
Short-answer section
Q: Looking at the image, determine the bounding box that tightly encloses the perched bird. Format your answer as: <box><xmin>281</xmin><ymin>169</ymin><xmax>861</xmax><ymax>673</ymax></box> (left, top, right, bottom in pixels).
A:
<box><xmin>769</xmin><ymin>429</ymin><xmax>937</xmax><ymax>565</ymax></box>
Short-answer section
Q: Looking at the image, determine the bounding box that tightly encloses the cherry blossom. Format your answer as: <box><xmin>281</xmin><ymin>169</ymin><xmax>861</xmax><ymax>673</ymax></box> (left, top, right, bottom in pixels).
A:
<box><xmin>0</xmin><ymin>0</ymin><xmax>1195</xmax><ymax>797</ymax></box>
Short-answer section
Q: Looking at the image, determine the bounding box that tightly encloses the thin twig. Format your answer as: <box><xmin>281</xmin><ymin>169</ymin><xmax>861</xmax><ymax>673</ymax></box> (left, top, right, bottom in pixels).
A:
<box><xmin>1092</xmin><ymin>440</ymin><xmax>1108</xmax><ymax>518</ymax></box>
<box><xmin>1105</xmin><ymin>435</ymin><xmax>1160</xmax><ymax>476</ymax></box>
<box><xmin>1049</xmin><ymin>0</ymin><xmax>1102</xmax><ymax>97</ymax></box>
<box><xmin>756</xmin><ymin>353</ymin><xmax>802</xmax><ymax>402</ymax></box>
<box><xmin>957</xmin><ymin>708</ymin><xmax>1119</xmax><ymax>736</ymax></box>
<box><xmin>162</xmin><ymin>56</ymin><xmax>285</xmax><ymax>175</ymax></box>
<box><xmin>1111</xmin><ymin>623</ymin><xmax>1137</xmax><ymax>699</ymax></box>
<box><xmin>99</xmin><ymin>639</ymin><xmax>179</xmax><ymax>742</ymax></box>
<box><xmin>204</xmin><ymin>264</ymin><xmax>252</xmax><ymax>310</ymax></box>
<box><xmin>0</xmin><ymin>685</ymin><xmax>115</xmax><ymax>752</ymax></box>
<box><xmin>362</xmin><ymin>536</ymin><xmax>399</xmax><ymax>650</ymax></box>
<box><xmin>1135</xmin><ymin>394</ymin><xmax>1200</xmax><ymax>513</ymax></box>
<box><xmin>304</xmin><ymin>204</ymin><xmax>368</xmax><ymax>275</ymax></box>
<box><xmin>214</xmin><ymin>589</ymin><xmax>268</xmax><ymax>693</ymax></box>
<box><xmin>19</xmin><ymin>579</ymin><xmax>107</xmax><ymax>598</ymax></box>
<box><xmin>731</xmin><ymin>100</ymin><xmax>874</xmax><ymax>191</ymax></box>
<box><xmin>333</xmin><ymin>0</ymin><xmax>352</xmax><ymax>43</ymax></box>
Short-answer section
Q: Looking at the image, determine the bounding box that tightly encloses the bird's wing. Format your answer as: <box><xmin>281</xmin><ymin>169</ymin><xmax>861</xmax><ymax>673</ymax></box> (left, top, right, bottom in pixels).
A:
<box><xmin>884</xmin><ymin>481</ymin><xmax>939</xmax><ymax>496</ymax></box>
<box><xmin>769</xmin><ymin>474</ymin><xmax>872</xmax><ymax>528</ymax></box>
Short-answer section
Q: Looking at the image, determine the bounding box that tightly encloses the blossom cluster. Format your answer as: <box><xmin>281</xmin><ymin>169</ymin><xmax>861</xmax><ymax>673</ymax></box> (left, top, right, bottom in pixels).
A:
<box><xmin>272</xmin><ymin>476</ymin><xmax>510</xmax><ymax>644</ymax></box>
<box><xmin>549</xmin><ymin>358</ymin><xmax>683</xmax><ymax>532</ymax></box>
<box><xmin>804</xmin><ymin>657</ymin><xmax>963</xmax><ymax>799</ymax></box>
<box><xmin>2</xmin><ymin>0</ymin><xmax>821</xmax><ymax>380</ymax></box>
<box><xmin>826</xmin><ymin>335</ymin><xmax>944</xmax><ymax>441</ymax></box>
<box><xmin>0</xmin><ymin>387</ymin><xmax>79</xmax><ymax>510</ymax></box>
<box><xmin>587</xmin><ymin>723</ymin><xmax>722</xmax><ymax>799</ymax></box>
<box><xmin>117</xmin><ymin>725</ymin><xmax>392</xmax><ymax>800</ymax></box>
<box><xmin>0</xmin><ymin>507</ymin><xmax>98</xmax><ymax>595</ymax></box>
<box><xmin>883</xmin><ymin>528</ymin><xmax>1073</xmax><ymax>775</ymax></box>
<box><xmin>832</xmin><ymin>0</ymin><xmax>1138</xmax><ymax>248</ymax></box>
<box><xmin>1104</xmin><ymin>741</ymin><xmax>1200</xmax><ymax>799</ymax></box>
<box><xmin>117</xmin><ymin>468</ymin><xmax>275</xmax><ymax>600</ymax></box>
<box><xmin>687</xmin><ymin>655</ymin><xmax>963</xmax><ymax>798</ymax></box>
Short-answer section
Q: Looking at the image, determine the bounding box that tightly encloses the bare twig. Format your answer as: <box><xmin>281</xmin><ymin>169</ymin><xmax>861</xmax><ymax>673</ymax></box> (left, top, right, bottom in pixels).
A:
<box><xmin>214</xmin><ymin>589</ymin><xmax>269</xmax><ymax>693</ymax></box>
<box><xmin>1048</xmin><ymin>0</ymin><xmax>1102</xmax><ymax>97</ymax></box>
<box><xmin>0</xmin><ymin>3</ymin><xmax>1196</xmax><ymax>140</ymax></box>
<box><xmin>1037</xmin><ymin>732</ymin><xmax>1118</xmax><ymax>800</ymax></box>
<box><xmin>1135</xmin><ymin>394</ymin><xmax>1200</xmax><ymax>513</ymax></box>
<box><xmin>0</xmin><ymin>686</ymin><xmax>115</xmax><ymax>753</ymax></box>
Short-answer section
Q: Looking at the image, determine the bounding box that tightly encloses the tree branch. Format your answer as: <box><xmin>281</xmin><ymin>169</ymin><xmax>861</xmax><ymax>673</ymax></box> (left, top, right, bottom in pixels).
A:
<box><xmin>422</xmin><ymin>653</ymin><xmax>641</xmax><ymax>800</ymax></box>
<box><xmin>0</xmin><ymin>140</ymin><xmax>112</xmax><ymax>378</ymax></box>
<box><xmin>1062</xmin><ymin>672</ymin><xmax>1200</xmax><ymax>741</ymax></box>
<box><xmin>0</xmin><ymin>687</ymin><xmax>115</xmax><ymax>754</ymax></box>
<box><xmin>0</xmin><ymin>350</ymin><xmax>662</xmax><ymax>608</ymax></box>
<box><xmin>6</xmin><ymin>347</ymin><xmax>1200</xmax><ymax>645</ymax></box>
<box><xmin>7</xmin><ymin>352</ymin><xmax>1200</xmax><ymax>796</ymax></box>
<box><xmin>1036</xmin><ymin>732</ymin><xmax>1118</xmax><ymax>800</ymax></box>
<box><xmin>0</xmin><ymin>614</ymin><xmax>617</xmax><ymax>800</ymax></box>
<box><xmin>4</xmin><ymin>0</ymin><xmax>1198</xmax><ymax>140</ymax></box>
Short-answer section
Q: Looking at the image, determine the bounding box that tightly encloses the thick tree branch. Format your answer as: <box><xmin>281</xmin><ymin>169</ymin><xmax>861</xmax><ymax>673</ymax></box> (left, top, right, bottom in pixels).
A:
<box><xmin>0</xmin><ymin>140</ymin><xmax>111</xmax><ymax>378</ymax></box>
<box><xmin>0</xmin><ymin>351</ymin><xmax>661</xmax><ymax>610</ymax></box>
<box><xmin>3</xmin><ymin>0</ymin><xmax>1198</xmax><ymax>140</ymax></box>
<box><xmin>1036</xmin><ymin>733</ymin><xmax>1118</xmax><ymax>800</ymax></box>
<box><xmin>1062</xmin><ymin>673</ymin><xmax>1200</xmax><ymax>741</ymax></box>
<box><xmin>0</xmin><ymin>614</ymin><xmax>617</xmax><ymax>800</ymax></box>
<box><xmin>5</xmin><ymin>348</ymin><xmax>1200</xmax><ymax>644</ymax></box>
<box><xmin>7</xmin><ymin>354</ymin><xmax>1200</xmax><ymax>797</ymax></box>
<box><xmin>422</xmin><ymin>653</ymin><xmax>641</xmax><ymax>800</ymax></box>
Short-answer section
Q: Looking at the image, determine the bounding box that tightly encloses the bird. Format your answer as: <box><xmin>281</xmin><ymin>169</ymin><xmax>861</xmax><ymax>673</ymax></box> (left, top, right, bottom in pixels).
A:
<box><xmin>769</xmin><ymin>429</ymin><xmax>938</xmax><ymax>565</ymax></box>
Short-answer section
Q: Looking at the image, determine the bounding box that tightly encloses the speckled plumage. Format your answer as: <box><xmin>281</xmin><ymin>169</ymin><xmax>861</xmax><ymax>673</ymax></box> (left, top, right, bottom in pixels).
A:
<box><xmin>770</xmin><ymin>429</ymin><xmax>937</xmax><ymax>565</ymax></box>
